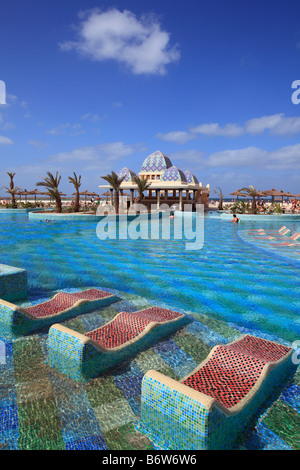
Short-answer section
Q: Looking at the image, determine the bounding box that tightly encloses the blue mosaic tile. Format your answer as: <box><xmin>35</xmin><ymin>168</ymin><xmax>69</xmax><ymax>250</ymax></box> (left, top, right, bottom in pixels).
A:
<box><xmin>0</xmin><ymin>404</ymin><xmax>18</xmax><ymax>433</ymax></box>
<box><xmin>114</xmin><ymin>364</ymin><xmax>144</xmax><ymax>400</ymax></box>
<box><xmin>153</xmin><ymin>339</ymin><xmax>197</xmax><ymax>377</ymax></box>
<box><xmin>280</xmin><ymin>384</ymin><xmax>300</xmax><ymax>413</ymax></box>
<box><xmin>244</xmin><ymin>422</ymin><xmax>292</xmax><ymax>450</ymax></box>
<box><xmin>127</xmin><ymin>396</ymin><xmax>141</xmax><ymax>417</ymax></box>
<box><xmin>65</xmin><ymin>433</ymin><xmax>108</xmax><ymax>450</ymax></box>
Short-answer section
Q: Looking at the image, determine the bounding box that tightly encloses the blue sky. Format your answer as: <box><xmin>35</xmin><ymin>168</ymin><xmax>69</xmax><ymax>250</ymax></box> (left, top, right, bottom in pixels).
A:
<box><xmin>1</xmin><ymin>0</ymin><xmax>300</xmax><ymax>197</ymax></box>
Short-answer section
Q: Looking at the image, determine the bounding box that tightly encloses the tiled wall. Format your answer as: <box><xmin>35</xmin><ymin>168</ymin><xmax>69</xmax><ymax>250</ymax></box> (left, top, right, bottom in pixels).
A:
<box><xmin>0</xmin><ymin>264</ymin><xmax>27</xmax><ymax>302</ymax></box>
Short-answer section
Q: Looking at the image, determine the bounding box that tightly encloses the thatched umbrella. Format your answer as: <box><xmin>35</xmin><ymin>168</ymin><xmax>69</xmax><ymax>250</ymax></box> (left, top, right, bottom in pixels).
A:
<box><xmin>285</xmin><ymin>192</ymin><xmax>297</xmax><ymax>199</ymax></box>
<box><xmin>30</xmin><ymin>189</ymin><xmax>46</xmax><ymax>203</ymax></box>
<box><xmin>17</xmin><ymin>189</ymin><xmax>34</xmax><ymax>202</ymax></box>
<box><xmin>72</xmin><ymin>190</ymin><xmax>99</xmax><ymax>203</ymax></box>
<box><xmin>100</xmin><ymin>191</ymin><xmax>111</xmax><ymax>202</ymax></box>
<box><xmin>229</xmin><ymin>190</ymin><xmax>245</xmax><ymax>200</ymax></box>
<box><xmin>261</xmin><ymin>188</ymin><xmax>280</xmax><ymax>204</ymax></box>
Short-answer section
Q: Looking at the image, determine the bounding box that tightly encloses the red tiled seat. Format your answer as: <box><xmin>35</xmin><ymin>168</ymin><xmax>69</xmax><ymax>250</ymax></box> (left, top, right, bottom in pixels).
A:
<box><xmin>25</xmin><ymin>289</ymin><xmax>111</xmax><ymax>318</ymax></box>
<box><xmin>182</xmin><ymin>335</ymin><xmax>290</xmax><ymax>409</ymax></box>
<box><xmin>87</xmin><ymin>307</ymin><xmax>183</xmax><ymax>349</ymax></box>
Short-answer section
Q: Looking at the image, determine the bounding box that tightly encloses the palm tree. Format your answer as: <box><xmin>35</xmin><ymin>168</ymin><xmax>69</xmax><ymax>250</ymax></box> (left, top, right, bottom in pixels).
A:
<box><xmin>101</xmin><ymin>171</ymin><xmax>125</xmax><ymax>214</ymax></box>
<box><xmin>3</xmin><ymin>172</ymin><xmax>19</xmax><ymax>207</ymax></box>
<box><xmin>36</xmin><ymin>171</ymin><xmax>62</xmax><ymax>213</ymax></box>
<box><xmin>213</xmin><ymin>187</ymin><xmax>224</xmax><ymax>210</ymax></box>
<box><xmin>68</xmin><ymin>172</ymin><xmax>82</xmax><ymax>212</ymax></box>
<box><xmin>7</xmin><ymin>172</ymin><xmax>15</xmax><ymax>190</ymax></box>
<box><xmin>132</xmin><ymin>176</ymin><xmax>151</xmax><ymax>204</ymax></box>
<box><xmin>238</xmin><ymin>185</ymin><xmax>260</xmax><ymax>214</ymax></box>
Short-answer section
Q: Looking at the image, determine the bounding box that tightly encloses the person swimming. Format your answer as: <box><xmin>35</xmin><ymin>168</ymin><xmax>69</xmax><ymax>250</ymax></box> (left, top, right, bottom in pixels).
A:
<box><xmin>231</xmin><ymin>214</ymin><xmax>240</xmax><ymax>223</ymax></box>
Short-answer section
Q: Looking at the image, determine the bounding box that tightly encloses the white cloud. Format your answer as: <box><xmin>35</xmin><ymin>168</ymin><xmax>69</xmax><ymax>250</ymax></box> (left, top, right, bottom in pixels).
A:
<box><xmin>191</xmin><ymin>122</ymin><xmax>244</xmax><ymax>137</ymax></box>
<box><xmin>60</xmin><ymin>8</ymin><xmax>180</xmax><ymax>75</ymax></box>
<box><xmin>50</xmin><ymin>141</ymin><xmax>139</xmax><ymax>164</ymax></box>
<box><xmin>81</xmin><ymin>113</ymin><xmax>102</xmax><ymax>122</ymax></box>
<box><xmin>1</xmin><ymin>121</ymin><xmax>15</xmax><ymax>130</ymax></box>
<box><xmin>264</xmin><ymin>143</ymin><xmax>300</xmax><ymax>169</ymax></box>
<box><xmin>46</xmin><ymin>122</ymin><xmax>85</xmax><ymax>136</ymax></box>
<box><xmin>155</xmin><ymin>130</ymin><xmax>196</xmax><ymax>144</ymax></box>
<box><xmin>206</xmin><ymin>143</ymin><xmax>300</xmax><ymax>170</ymax></box>
<box><xmin>170</xmin><ymin>149</ymin><xmax>205</xmax><ymax>164</ymax></box>
<box><xmin>27</xmin><ymin>140</ymin><xmax>50</xmax><ymax>149</ymax></box>
<box><xmin>190</xmin><ymin>113</ymin><xmax>300</xmax><ymax>138</ymax></box>
<box><xmin>244</xmin><ymin>114</ymin><xmax>284</xmax><ymax>135</ymax></box>
<box><xmin>46</xmin><ymin>123</ymin><xmax>70</xmax><ymax>135</ymax></box>
<box><xmin>207</xmin><ymin>146</ymin><xmax>265</xmax><ymax>167</ymax></box>
<box><xmin>0</xmin><ymin>136</ymin><xmax>13</xmax><ymax>145</ymax></box>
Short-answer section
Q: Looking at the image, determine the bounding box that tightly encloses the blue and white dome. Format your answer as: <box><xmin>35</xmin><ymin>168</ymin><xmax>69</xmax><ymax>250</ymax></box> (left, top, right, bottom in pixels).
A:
<box><xmin>184</xmin><ymin>170</ymin><xmax>199</xmax><ymax>185</ymax></box>
<box><xmin>160</xmin><ymin>166</ymin><xmax>187</xmax><ymax>183</ymax></box>
<box><xmin>118</xmin><ymin>167</ymin><xmax>137</xmax><ymax>182</ymax></box>
<box><xmin>140</xmin><ymin>150</ymin><xmax>172</xmax><ymax>173</ymax></box>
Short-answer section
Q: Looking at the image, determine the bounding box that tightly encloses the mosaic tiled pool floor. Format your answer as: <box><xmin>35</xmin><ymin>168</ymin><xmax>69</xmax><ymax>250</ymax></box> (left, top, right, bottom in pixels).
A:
<box><xmin>1</xmin><ymin>289</ymin><xmax>299</xmax><ymax>450</ymax></box>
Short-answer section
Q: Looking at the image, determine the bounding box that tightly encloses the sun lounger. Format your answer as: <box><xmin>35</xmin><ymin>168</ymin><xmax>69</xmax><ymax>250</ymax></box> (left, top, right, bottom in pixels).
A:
<box><xmin>268</xmin><ymin>232</ymin><xmax>300</xmax><ymax>247</ymax></box>
<box><xmin>47</xmin><ymin>306</ymin><xmax>191</xmax><ymax>381</ymax></box>
<box><xmin>246</xmin><ymin>226</ymin><xmax>287</xmax><ymax>234</ymax></box>
<box><xmin>136</xmin><ymin>335</ymin><xmax>295</xmax><ymax>450</ymax></box>
<box><xmin>0</xmin><ymin>288</ymin><xmax>119</xmax><ymax>337</ymax></box>
<box><xmin>247</xmin><ymin>227</ymin><xmax>291</xmax><ymax>238</ymax></box>
<box><xmin>252</xmin><ymin>228</ymin><xmax>292</xmax><ymax>240</ymax></box>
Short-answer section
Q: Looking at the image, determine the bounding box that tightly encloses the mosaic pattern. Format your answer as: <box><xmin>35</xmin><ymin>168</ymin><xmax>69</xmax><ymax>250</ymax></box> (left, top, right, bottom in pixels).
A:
<box><xmin>0</xmin><ymin>289</ymin><xmax>119</xmax><ymax>338</ymax></box>
<box><xmin>47</xmin><ymin>307</ymin><xmax>191</xmax><ymax>381</ymax></box>
<box><xmin>0</xmin><ymin>290</ymin><xmax>299</xmax><ymax>450</ymax></box>
<box><xmin>137</xmin><ymin>335</ymin><xmax>295</xmax><ymax>450</ymax></box>
<box><xmin>160</xmin><ymin>166</ymin><xmax>187</xmax><ymax>183</ymax></box>
<box><xmin>184</xmin><ymin>170</ymin><xmax>199</xmax><ymax>185</ymax></box>
<box><xmin>140</xmin><ymin>151</ymin><xmax>172</xmax><ymax>173</ymax></box>
<box><xmin>0</xmin><ymin>263</ymin><xmax>27</xmax><ymax>302</ymax></box>
<box><xmin>117</xmin><ymin>167</ymin><xmax>137</xmax><ymax>183</ymax></box>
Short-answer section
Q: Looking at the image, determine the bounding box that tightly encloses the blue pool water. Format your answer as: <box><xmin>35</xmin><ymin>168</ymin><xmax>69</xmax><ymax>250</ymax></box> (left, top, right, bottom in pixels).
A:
<box><xmin>1</xmin><ymin>212</ymin><xmax>299</xmax><ymax>343</ymax></box>
<box><xmin>0</xmin><ymin>211</ymin><xmax>300</xmax><ymax>451</ymax></box>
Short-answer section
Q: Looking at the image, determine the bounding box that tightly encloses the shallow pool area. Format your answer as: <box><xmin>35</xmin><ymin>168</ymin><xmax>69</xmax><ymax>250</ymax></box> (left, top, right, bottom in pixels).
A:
<box><xmin>0</xmin><ymin>211</ymin><xmax>299</xmax><ymax>450</ymax></box>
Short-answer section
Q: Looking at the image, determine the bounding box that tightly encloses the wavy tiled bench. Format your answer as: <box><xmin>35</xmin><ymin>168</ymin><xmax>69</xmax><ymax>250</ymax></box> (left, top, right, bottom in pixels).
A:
<box><xmin>136</xmin><ymin>335</ymin><xmax>295</xmax><ymax>450</ymax></box>
<box><xmin>47</xmin><ymin>306</ymin><xmax>191</xmax><ymax>381</ymax></box>
<box><xmin>0</xmin><ymin>289</ymin><xmax>118</xmax><ymax>337</ymax></box>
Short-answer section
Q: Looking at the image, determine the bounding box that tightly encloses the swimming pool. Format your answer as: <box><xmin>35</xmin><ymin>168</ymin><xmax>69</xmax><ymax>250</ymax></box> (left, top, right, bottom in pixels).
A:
<box><xmin>0</xmin><ymin>212</ymin><xmax>299</xmax><ymax>450</ymax></box>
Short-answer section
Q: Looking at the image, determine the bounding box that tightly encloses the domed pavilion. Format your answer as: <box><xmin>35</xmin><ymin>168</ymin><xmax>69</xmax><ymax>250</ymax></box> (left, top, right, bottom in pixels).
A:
<box><xmin>99</xmin><ymin>150</ymin><xmax>210</xmax><ymax>211</ymax></box>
